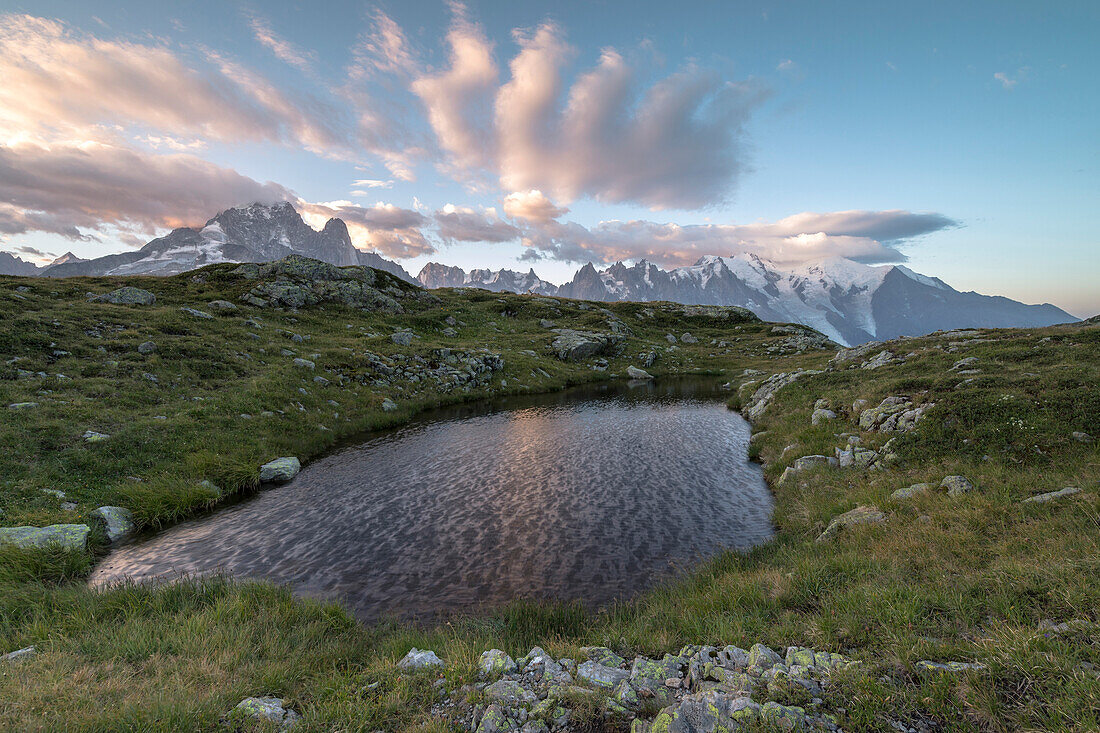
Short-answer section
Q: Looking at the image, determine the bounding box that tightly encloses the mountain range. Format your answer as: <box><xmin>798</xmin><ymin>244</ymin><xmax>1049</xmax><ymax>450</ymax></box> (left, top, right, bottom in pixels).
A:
<box><xmin>0</xmin><ymin>202</ymin><xmax>1076</xmax><ymax>345</ymax></box>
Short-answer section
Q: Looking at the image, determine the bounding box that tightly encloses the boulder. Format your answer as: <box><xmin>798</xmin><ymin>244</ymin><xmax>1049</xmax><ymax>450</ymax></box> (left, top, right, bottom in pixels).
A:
<box><xmin>1072</xmin><ymin>431</ymin><xmax>1093</xmax><ymax>443</ymax></box>
<box><xmin>743</xmin><ymin>371</ymin><xmax>821</xmax><ymax>421</ymax></box>
<box><xmin>137</xmin><ymin>341</ymin><xmax>157</xmax><ymax>354</ymax></box>
<box><xmin>83</xmin><ymin>430</ymin><xmax>110</xmax><ymax>443</ymax></box>
<box><xmin>576</xmin><ymin>660</ymin><xmax>629</xmax><ymax>689</ymax></box>
<box><xmin>680</xmin><ymin>333</ymin><xmax>697</xmax><ymax>344</ymax></box>
<box><xmin>179</xmin><ymin>307</ymin><xmax>213</xmax><ymax>319</ymax></box>
<box><xmin>0</xmin><ymin>524</ymin><xmax>90</xmax><ymax>551</ymax></box>
<box><xmin>811</xmin><ymin>408</ymin><xmax>836</xmax><ymax>425</ymax></box>
<box><xmin>550</xmin><ymin>330</ymin><xmax>620</xmax><ymax>361</ymax></box>
<box><xmin>479</xmin><ymin>649</ymin><xmax>516</xmax><ymax>676</ymax></box>
<box><xmin>860</xmin><ymin>350</ymin><xmax>898</xmax><ymax>370</ymax></box>
<box><xmin>91</xmin><ymin>287</ymin><xmax>155</xmax><ymax>305</ymax></box>
<box><xmin>259</xmin><ymin>457</ymin><xmax>301</xmax><ymax>484</ymax></box>
<box><xmin>91</xmin><ymin>506</ymin><xmax>136</xmax><ymax>544</ymax></box>
<box><xmin>816</xmin><ymin>506</ymin><xmax>886</xmax><ymax>542</ymax></box>
<box><xmin>8</xmin><ymin>402</ymin><xmax>37</xmax><ymax>410</ymax></box>
<box><xmin>649</xmin><ymin>690</ymin><xmax>761</xmax><ymax>732</ymax></box>
<box><xmin>207</xmin><ymin>299</ymin><xmax>238</xmax><ymax>312</ymax></box>
<box><xmin>940</xmin><ymin>475</ymin><xmax>974</xmax><ymax>496</ymax></box>
<box><xmin>484</xmin><ymin>679</ymin><xmax>536</xmax><ymax>707</ymax></box>
<box><xmin>1022</xmin><ymin>487</ymin><xmax>1081</xmax><ymax>504</ymax></box>
<box><xmin>748</xmin><ymin>643</ymin><xmax>782</xmax><ymax>670</ymax></box>
<box><xmin>292</xmin><ymin>358</ymin><xmax>315</xmax><ymax>369</ymax></box>
<box><xmin>890</xmin><ymin>483</ymin><xmax>931</xmax><ymax>501</ymax></box>
<box><xmin>580</xmin><ymin>646</ymin><xmax>626</xmax><ymax>668</ymax></box>
<box><xmin>391</xmin><ymin>331</ymin><xmax>415</xmax><ymax>346</ymax></box>
<box><xmin>626</xmin><ymin>365</ymin><xmax>654</xmax><ymax>380</ymax></box>
<box><xmin>397</xmin><ymin>647</ymin><xmax>444</xmax><ymax>670</ymax></box>
<box><xmin>227</xmin><ymin>697</ymin><xmax>300</xmax><ymax>730</ymax></box>
<box><xmin>859</xmin><ymin>396</ymin><xmax>932</xmax><ymax>432</ymax></box>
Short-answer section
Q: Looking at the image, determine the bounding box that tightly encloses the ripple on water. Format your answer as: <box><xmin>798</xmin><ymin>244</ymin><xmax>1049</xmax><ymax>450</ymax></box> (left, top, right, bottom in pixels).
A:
<box><xmin>90</xmin><ymin>379</ymin><xmax>773</xmax><ymax>621</ymax></box>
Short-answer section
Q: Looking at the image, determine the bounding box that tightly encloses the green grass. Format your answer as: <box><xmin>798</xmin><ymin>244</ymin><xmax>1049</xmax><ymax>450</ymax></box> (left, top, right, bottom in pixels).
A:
<box><xmin>1</xmin><ymin>262</ymin><xmax>1097</xmax><ymax>730</ymax></box>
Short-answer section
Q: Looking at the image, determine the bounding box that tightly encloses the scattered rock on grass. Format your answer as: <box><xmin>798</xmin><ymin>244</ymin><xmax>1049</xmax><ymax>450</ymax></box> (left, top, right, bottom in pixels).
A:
<box><xmin>179</xmin><ymin>307</ymin><xmax>213</xmax><ymax>319</ymax></box>
<box><xmin>259</xmin><ymin>457</ymin><xmax>300</xmax><ymax>484</ymax></box>
<box><xmin>811</xmin><ymin>408</ymin><xmax>837</xmax><ymax>425</ymax></box>
<box><xmin>82</xmin><ymin>430</ymin><xmax>110</xmax><ymax>442</ymax></box>
<box><xmin>816</xmin><ymin>505</ymin><xmax>886</xmax><ymax>542</ymax></box>
<box><xmin>137</xmin><ymin>341</ymin><xmax>156</xmax><ymax>354</ymax></box>
<box><xmin>398</xmin><ymin>647</ymin><xmax>444</xmax><ymax>670</ymax></box>
<box><xmin>0</xmin><ymin>524</ymin><xmax>90</xmax><ymax>551</ymax></box>
<box><xmin>227</xmin><ymin>697</ymin><xmax>300</xmax><ymax>730</ymax></box>
<box><xmin>91</xmin><ymin>506</ymin><xmax>136</xmax><ymax>544</ymax></box>
<box><xmin>940</xmin><ymin>475</ymin><xmax>974</xmax><ymax>496</ymax></box>
<box><xmin>890</xmin><ymin>483</ymin><xmax>931</xmax><ymax>501</ymax></box>
<box><xmin>1022</xmin><ymin>487</ymin><xmax>1081</xmax><ymax>504</ymax></box>
<box><xmin>91</xmin><ymin>287</ymin><xmax>155</xmax><ymax>305</ymax></box>
<box><xmin>915</xmin><ymin>660</ymin><xmax>987</xmax><ymax>675</ymax></box>
<box><xmin>626</xmin><ymin>366</ymin><xmax>653</xmax><ymax>380</ymax></box>
<box><xmin>479</xmin><ymin>649</ymin><xmax>517</xmax><ymax>676</ymax></box>
<box><xmin>2</xmin><ymin>647</ymin><xmax>35</xmax><ymax>663</ymax></box>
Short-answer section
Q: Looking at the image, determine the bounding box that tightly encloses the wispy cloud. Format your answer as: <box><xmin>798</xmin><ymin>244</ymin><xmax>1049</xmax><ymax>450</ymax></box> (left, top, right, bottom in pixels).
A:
<box><xmin>994</xmin><ymin>68</ymin><xmax>1027</xmax><ymax>90</ymax></box>
<box><xmin>245</xmin><ymin>10</ymin><xmax>317</xmax><ymax>73</ymax></box>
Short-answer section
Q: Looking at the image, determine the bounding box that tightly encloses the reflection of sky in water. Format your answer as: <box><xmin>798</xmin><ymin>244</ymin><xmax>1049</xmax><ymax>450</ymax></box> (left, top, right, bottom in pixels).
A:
<box><xmin>91</xmin><ymin>380</ymin><xmax>772</xmax><ymax>622</ymax></box>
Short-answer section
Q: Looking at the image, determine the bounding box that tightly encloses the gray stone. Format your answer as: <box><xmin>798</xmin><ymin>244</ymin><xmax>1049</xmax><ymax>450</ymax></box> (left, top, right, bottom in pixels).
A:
<box><xmin>748</xmin><ymin>643</ymin><xmax>782</xmax><ymax>670</ymax></box>
<box><xmin>0</xmin><ymin>524</ymin><xmax>90</xmax><ymax>551</ymax></box>
<box><xmin>743</xmin><ymin>370</ymin><xmax>821</xmax><ymax>421</ymax></box>
<box><xmin>860</xmin><ymin>350</ymin><xmax>897</xmax><ymax>370</ymax></box>
<box><xmin>539</xmin><ymin>319</ymin><xmax>555</xmax><ymax>329</ymax></box>
<box><xmin>82</xmin><ymin>430</ymin><xmax>110</xmax><ymax>442</ymax></box>
<box><xmin>816</xmin><ymin>505</ymin><xmax>886</xmax><ymax>542</ymax></box>
<box><xmin>890</xmin><ymin>483</ymin><xmax>931</xmax><ymax>501</ymax></box>
<box><xmin>626</xmin><ymin>365</ymin><xmax>654</xmax><ymax>380</ymax></box>
<box><xmin>580</xmin><ymin>646</ymin><xmax>626</xmax><ymax>668</ymax></box>
<box><xmin>476</xmin><ymin>703</ymin><xmax>514</xmax><ymax>733</ymax></box>
<box><xmin>811</xmin><ymin>408</ymin><xmax>837</xmax><ymax>425</ymax></box>
<box><xmin>940</xmin><ymin>475</ymin><xmax>974</xmax><ymax>496</ymax></box>
<box><xmin>680</xmin><ymin>333</ymin><xmax>697</xmax><ymax>344</ymax></box>
<box><xmin>137</xmin><ymin>341</ymin><xmax>156</xmax><ymax>354</ymax></box>
<box><xmin>381</xmin><ymin>398</ymin><xmax>397</xmax><ymax>412</ymax></box>
<box><xmin>484</xmin><ymin>679</ymin><xmax>536</xmax><ymax>707</ymax></box>
<box><xmin>479</xmin><ymin>649</ymin><xmax>517</xmax><ymax>676</ymax></box>
<box><xmin>179</xmin><ymin>307</ymin><xmax>213</xmax><ymax>319</ymax></box>
<box><xmin>8</xmin><ymin>402</ymin><xmax>37</xmax><ymax>410</ymax></box>
<box><xmin>761</xmin><ymin>700</ymin><xmax>807</xmax><ymax>729</ymax></box>
<box><xmin>91</xmin><ymin>506</ymin><xmax>136</xmax><ymax>544</ymax></box>
<box><xmin>391</xmin><ymin>331</ymin><xmax>415</xmax><ymax>346</ymax></box>
<box><xmin>229</xmin><ymin>697</ymin><xmax>300</xmax><ymax>730</ymax></box>
<box><xmin>207</xmin><ymin>299</ymin><xmax>238</xmax><ymax>312</ymax></box>
<box><xmin>550</xmin><ymin>329</ymin><xmax>620</xmax><ymax>361</ymax></box>
<box><xmin>949</xmin><ymin>357</ymin><xmax>979</xmax><ymax>371</ymax></box>
<box><xmin>576</xmin><ymin>660</ymin><xmax>629</xmax><ymax>689</ymax></box>
<box><xmin>650</xmin><ymin>690</ymin><xmax>760</xmax><ymax>732</ymax></box>
<box><xmin>1023</xmin><ymin>487</ymin><xmax>1081</xmax><ymax>504</ymax></box>
<box><xmin>793</xmin><ymin>455</ymin><xmax>829</xmax><ymax>471</ymax></box>
<box><xmin>3</xmin><ymin>647</ymin><xmax>35</xmax><ymax>663</ymax></box>
<box><xmin>397</xmin><ymin>647</ymin><xmax>444</xmax><ymax>670</ymax></box>
<box><xmin>92</xmin><ymin>287</ymin><xmax>155</xmax><ymax>305</ymax></box>
<box><xmin>915</xmin><ymin>660</ymin><xmax>987</xmax><ymax>675</ymax></box>
<box><xmin>1072</xmin><ymin>431</ymin><xmax>1093</xmax><ymax>443</ymax></box>
<box><xmin>292</xmin><ymin>358</ymin><xmax>315</xmax><ymax>369</ymax></box>
<box><xmin>259</xmin><ymin>457</ymin><xmax>300</xmax><ymax>484</ymax></box>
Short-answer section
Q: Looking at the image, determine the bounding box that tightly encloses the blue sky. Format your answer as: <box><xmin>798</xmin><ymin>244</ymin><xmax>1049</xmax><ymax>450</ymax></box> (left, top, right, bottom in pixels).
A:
<box><xmin>1</xmin><ymin>0</ymin><xmax>1096</xmax><ymax>314</ymax></box>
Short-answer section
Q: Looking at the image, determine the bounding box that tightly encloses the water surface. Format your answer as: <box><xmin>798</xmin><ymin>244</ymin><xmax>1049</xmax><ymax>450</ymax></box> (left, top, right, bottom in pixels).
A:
<box><xmin>91</xmin><ymin>378</ymin><xmax>772</xmax><ymax>621</ymax></box>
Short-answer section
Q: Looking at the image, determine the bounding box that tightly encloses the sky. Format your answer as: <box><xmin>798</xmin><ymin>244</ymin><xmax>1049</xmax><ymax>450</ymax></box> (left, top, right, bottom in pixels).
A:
<box><xmin>0</xmin><ymin>0</ymin><xmax>1097</xmax><ymax>315</ymax></box>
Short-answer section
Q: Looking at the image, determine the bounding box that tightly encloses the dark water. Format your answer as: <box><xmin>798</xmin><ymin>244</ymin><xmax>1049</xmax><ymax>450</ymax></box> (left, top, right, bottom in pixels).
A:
<box><xmin>90</xmin><ymin>378</ymin><xmax>773</xmax><ymax>621</ymax></box>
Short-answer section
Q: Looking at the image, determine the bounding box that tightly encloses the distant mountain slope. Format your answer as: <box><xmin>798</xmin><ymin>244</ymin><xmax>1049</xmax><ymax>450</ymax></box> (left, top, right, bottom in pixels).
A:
<box><xmin>0</xmin><ymin>252</ymin><xmax>40</xmax><ymax>276</ymax></box>
<box><xmin>15</xmin><ymin>202</ymin><xmax>415</xmax><ymax>283</ymax></box>
<box><xmin>416</xmin><ymin>254</ymin><xmax>1075</xmax><ymax>345</ymax></box>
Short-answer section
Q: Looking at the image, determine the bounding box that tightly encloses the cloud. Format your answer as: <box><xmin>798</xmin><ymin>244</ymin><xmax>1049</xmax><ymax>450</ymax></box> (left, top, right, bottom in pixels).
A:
<box><xmin>0</xmin><ymin>141</ymin><xmax>292</xmax><ymax>239</ymax></box>
<box><xmin>245</xmin><ymin>11</ymin><xmax>317</xmax><ymax>73</ymax></box>
<box><xmin>777</xmin><ymin>59</ymin><xmax>796</xmax><ymax>71</ymax></box>
<box><xmin>994</xmin><ymin>68</ymin><xmax>1027</xmax><ymax>90</ymax></box>
<box><xmin>0</xmin><ymin>14</ymin><xmax>346</xmax><ymax>153</ymax></box>
<box><xmin>349</xmin><ymin>9</ymin><xmax>417</xmax><ymax>80</ymax></box>
<box><xmin>352</xmin><ymin>179</ymin><xmax>394</xmax><ymax>190</ymax></box>
<box><xmin>518</xmin><ymin>210</ymin><xmax>958</xmax><ymax>267</ymax></box>
<box><xmin>410</xmin><ymin>4</ymin><xmax>498</xmax><ymax>173</ymax></box>
<box><xmin>435</xmin><ymin>204</ymin><xmax>521</xmax><ymax>242</ymax></box>
<box><xmin>502</xmin><ymin>189</ymin><xmax>568</xmax><ymax>223</ymax></box>
<box><xmin>297</xmin><ymin>199</ymin><xmax>432</xmax><ymax>258</ymax></box>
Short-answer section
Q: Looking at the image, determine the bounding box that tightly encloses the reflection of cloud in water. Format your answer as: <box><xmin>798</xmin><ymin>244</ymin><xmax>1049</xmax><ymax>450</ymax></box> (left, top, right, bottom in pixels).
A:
<box><xmin>90</xmin><ymin>380</ymin><xmax>771</xmax><ymax>622</ymax></box>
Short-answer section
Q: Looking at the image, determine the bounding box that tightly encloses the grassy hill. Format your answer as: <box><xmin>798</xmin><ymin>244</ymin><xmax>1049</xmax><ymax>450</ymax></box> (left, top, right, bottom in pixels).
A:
<box><xmin>0</xmin><ymin>257</ymin><xmax>1097</xmax><ymax>731</ymax></box>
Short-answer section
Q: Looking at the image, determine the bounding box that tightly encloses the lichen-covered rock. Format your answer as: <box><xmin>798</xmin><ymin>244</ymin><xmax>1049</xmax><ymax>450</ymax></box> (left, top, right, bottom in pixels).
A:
<box><xmin>626</xmin><ymin>365</ymin><xmax>654</xmax><ymax>380</ymax></box>
<box><xmin>830</xmin><ymin>341</ymin><xmax>883</xmax><ymax>366</ymax></box>
<box><xmin>816</xmin><ymin>505</ymin><xmax>886</xmax><ymax>542</ymax></box>
<box><xmin>859</xmin><ymin>396</ymin><xmax>932</xmax><ymax>432</ymax></box>
<box><xmin>860</xmin><ymin>350</ymin><xmax>898</xmax><ymax>370</ymax></box>
<box><xmin>179</xmin><ymin>307</ymin><xmax>213</xmax><ymax>319</ymax></box>
<box><xmin>743</xmin><ymin>371</ymin><xmax>822</xmax><ymax>421</ymax></box>
<box><xmin>259</xmin><ymin>457</ymin><xmax>301</xmax><ymax>484</ymax></box>
<box><xmin>550</xmin><ymin>330</ymin><xmax>621</xmax><ymax>361</ymax></box>
<box><xmin>1023</xmin><ymin>486</ymin><xmax>1081</xmax><ymax>504</ymax></box>
<box><xmin>580</xmin><ymin>646</ymin><xmax>626</xmax><ymax>668</ymax></box>
<box><xmin>137</xmin><ymin>341</ymin><xmax>157</xmax><ymax>354</ymax></box>
<box><xmin>83</xmin><ymin>430</ymin><xmax>110</xmax><ymax>442</ymax></box>
<box><xmin>292</xmin><ymin>358</ymin><xmax>315</xmax><ymax>369</ymax></box>
<box><xmin>476</xmin><ymin>703</ymin><xmax>514</xmax><ymax>733</ymax></box>
<box><xmin>484</xmin><ymin>679</ymin><xmax>537</xmax><ymax>707</ymax></box>
<box><xmin>748</xmin><ymin>643</ymin><xmax>782</xmax><ymax>670</ymax></box>
<box><xmin>576</xmin><ymin>660</ymin><xmax>629</xmax><ymax>689</ymax></box>
<box><xmin>392</xmin><ymin>330</ymin><xmax>415</xmax><ymax>346</ymax></box>
<box><xmin>397</xmin><ymin>647</ymin><xmax>444</xmax><ymax>670</ymax></box>
<box><xmin>0</xmin><ymin>524</ymin><xmax>90</xmax><ymax>551</ymax></box>
<box><xmin>890</xmin><ymin>483</ymin><xmax>931</xmax><ymax>501</ymax></box>
<box><xmin>8</xmin><ymin>402</ymin><xmax>37</xmax><ymax>410</ymax></box>
<box><xmin>650</xmin><ymin>690</ymin><xmax>760</xmax><ymax>732</ymax></box>
<box><xmin>91</xmin><ymin>287</ymin><xmax>155</xmax><ymax>305</ymax></box>
<box><xmin>811</xmin><ymin>408</ymin><xmax>837</xmax><ymax>425</ymax></box>
<box><xmin>234</xmin><ymin>255</ymin><xmax>422</xmax><ymax>312</ymax></box>
<box><xmin>940</xmin><ymin>475</ymin><xmax>974</xmax><ymax>496</ymax></box>
<box><xmin>208</xmin><ymin>299</ymin><xmax>238</xmax><ymax>312</ymax></box>
<box><xmin>761</xmin><ymin>700</ymin><xmax>807</xmax><ymax>729</ymax></box>
<box><xmin>915</xmin><ymin>660</ymin><xmax>987</xmax><ymax>675</ymax></box>
<box><xmin>91</xmin><ymin>506</ymin><xmax>135</xmax><ymax>544</ymax></box>
<box><xmin>227</xmin><ymin>696</ymin><xmax>300</xmax><ymax>730</ymax></box>
<box><xmin>479</xmin><ymin>649</ymin><xmax>516</xmax><ymax>676</ymax></box>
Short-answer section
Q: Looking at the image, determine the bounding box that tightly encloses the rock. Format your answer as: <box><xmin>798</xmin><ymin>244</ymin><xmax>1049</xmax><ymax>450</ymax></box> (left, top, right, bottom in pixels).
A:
<box><xmin>816</xmin><ymin>505</ymin><xmax>886</xmax><ymax>542</ymax></box>
<box><xmin>860</xmin><ymin>350</ymin><xmax>898</xmax><ymax>370</ymax></box>
<box><xmin>292</xmin><ymin>358</ymin><xmax>315</xmax><ymax>369</ymax></box>
<box><xmin>890</xmin><ymin>483</ymin><xmax>931</xmax><ymax>501</ymax></box>
<box><xmin>3</xmin><ymin>647</ymin><xmax>35</xmax><ymax>663</ymax></box>
<box><xmin>1023</xmin><ymin>487</ymin><xmax>1081</xmax><ymax>504</ymax></box>
<box><xmin>1072</xmin><ymin>431</ymin><xmax>1093</xmax><ymax>443</ymax></box>
<box><xmin>82</xmin><ymin>430</ymin><xmax>110</xmax><ymax>442</ymax></box>
<box><xmin>680</xmin><ymin>333</ymin><xmax>697</xmax><ymax>344</ymax></box>
<box><xmin>580</xmin><ymin>646</ymin><xmax>627</xmax><ymax>668</ymax></box>
<box><xmin>650</xmin><ymin>690</ymin><xmax>761</xmax><ymax>732</ymax></box>
<box><xmin>137</xmin><ymin>341</ymin><xmax>157</xmax><ymax>354</ymax></box>
<box><xmin>748</xmin><ymin>643</ymin><xmax>782</xmax><ymax>670</ymax></box>
<box><xmin>811</xmin><ymin>408</ymin><xmax>837</xmax><ymax>425</ymax></box>
<box><xmin>179</xmin><ymin>307</ymin><xmax>213</xmax><ymax>319</ymax></box>
<box><xmin>830</xmin><ymin>341</ymin><xmax>883</xmax><ymax>367</ymax></box>
<box><xmin>397</xmin><ymin>647</ymin><xmax>444</xmax><ymax>670</ymax></box>
<box><xmin>665</xmin><ymin>334</ymin><xmax>677</xmax><ymax>344</ymax></box>
<box><xmin>91</xmin><ymin>287</ymin><xmax>156</xmax><ymax>305</ymax></box>
<box><xmin>207</xmin><ymin>299</ymin><xmax>238</xmax><ymax>312</ymax></box>
<box><xmin>793</xmin><ymin>455</ymin><xmax>829</xmax><ymax>471</ymax></box>
<box><xmin>259</xmin><ymin>457</ymin><xmax>300</xmax><ymax>484</ymax></box>
<box><xmin>859</xmin><ymin>396</ymin><xmax>932</xmax><ymax>432</ymax></box>
<box><xmin>8</xmin><ymin>402</ymin><xmax>37</xmax><ymax>410</ymax></box>
<box><xmin>626</xmin><ymin>365</ymin><xmax>654</xmax><ymax>380</ymax></box>
<box><xmin>915</xmin><ymin>660</ymin><xmax>987</xmax><ymax>675</ymax></box>
<box><xmin>761</xmin><ymin>700</ymin><xmax>807</xmax><ymax>729</ymax></box>
<box><xmin>391</xmin><ymin>331</ymin><xmax>415</xmax><ymax>346</ymax></box>
<box><xmin>228</xmin><ymin>697</ymin><xmax>300</xmax><ymax>730</ymax></box>
<box><xmin>235</xmin><ymin>256</ymin><xmax>417</xmax><ymax>312</ymax></box>
<box><xmin>576</xmin><ymin>660</ymin><xmax>629</xmax><ymax>689</ymax></box>
<box><xmin>743</xmin><ymin>370</ymin><xmax>821</xmax><ymax>421</ymax></box>
<box><xmin>949</xmin><ymin>357</ymin><xmax>979</xmax><ymax>371</ymax></box>
<box><xmin>539</xmin><ymin>319</ymin><xmax>555</xmax><ymax>328</ymax></box>
<box><xmin>940</xmin><ymin>475</ymin><xmax>974</xmax><ymax>496</ymax></box>
<box><xmin>381</xmin><ymin>398</ymin><xmax>397</xmax><ymax>412</ymax></box>
<box><xmin>484</xmin><ymin>679</ymin><xmax>536</xmax><ymax>707</ymax></box>
<box><xmin>91</xmin><ymin>506</ymin><xmax>136</xmax><ymax>544</ymax></box>
<box><xmin>550</xmin><ymin>329</ymin><xmax>620</xmax><ymax>361</ymax></box>
<box><xmin>479</xmin><ymin>649</ymin><xmax>516</xmax><ymax>676</ymax></box>
<box><xmin>476</xmin><ymin>703</ymin><xmax>513</xmax><ymax>733</ymax></box>
<box><xmin>0</xmin><ymin>524</ymin><xmax>90</xmax><ymax>551</ymax></box>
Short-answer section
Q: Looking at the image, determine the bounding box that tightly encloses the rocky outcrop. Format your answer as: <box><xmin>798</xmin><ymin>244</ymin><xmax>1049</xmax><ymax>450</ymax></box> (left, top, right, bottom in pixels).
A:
<box><xmin>549</xmin><ymin>330</ymin><xmax>621</xmax><ymax>361</ymax></box>
<box><xmin>858</xmin><ymin>396</ymin><xmax>933</xmax><ymax>432</ymax></box>
<box><xmin>426</xmin><ymin>642</ymin><xmax>860</xmax><ymax>732</ymax></box>
<box><xmin>234</xmin><ymin>256</ymin><xmax>425</xmax><ymax>312</ymax></box>
<box><xmin>91</xmin><ymin>506</ymin><xmax>136</xmax><ymax>544</ymax></box>
<box><xmin>89</xmin><ymin>287</ymin><xmax>156</xmax><ymax>305</ymax></box>
<box><xmin>743</xmin><ymin>371</ymin><xmax>822</xmax><ymax>421</ymax></box>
